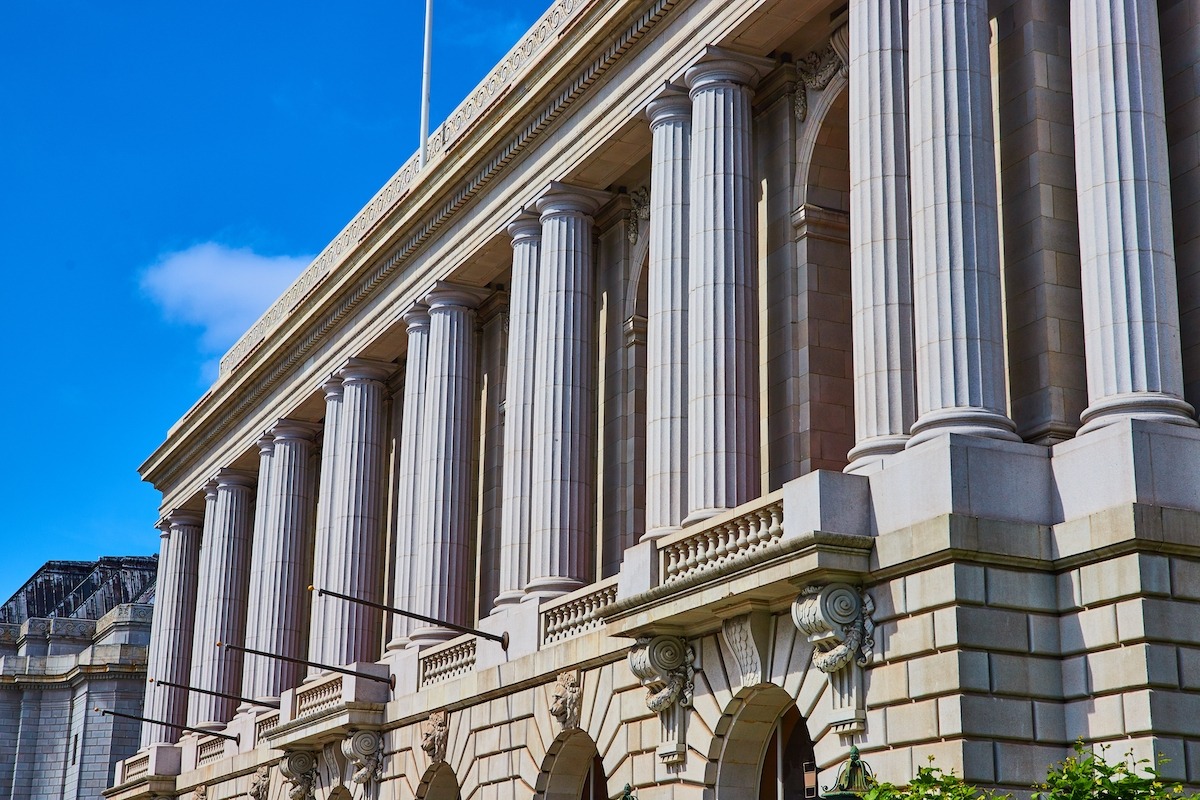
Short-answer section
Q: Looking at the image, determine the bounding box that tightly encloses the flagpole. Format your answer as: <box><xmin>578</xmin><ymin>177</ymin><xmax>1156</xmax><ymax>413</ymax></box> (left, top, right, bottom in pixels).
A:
<box><xmin>419</xmin><ymin>0</ymin><xmax>434</xmax><ymax>168</ymax></box>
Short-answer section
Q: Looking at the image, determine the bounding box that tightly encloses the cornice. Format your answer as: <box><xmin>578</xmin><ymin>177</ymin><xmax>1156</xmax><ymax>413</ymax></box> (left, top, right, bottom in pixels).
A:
<box><xmin>140</xmin><ymin>0</ymin><xmax>683</xmax><ymax>496</ymax></box>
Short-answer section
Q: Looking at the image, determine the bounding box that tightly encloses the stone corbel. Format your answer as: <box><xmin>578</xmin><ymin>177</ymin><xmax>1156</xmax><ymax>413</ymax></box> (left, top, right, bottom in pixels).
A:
<box><xmin>550</xmin><ymin>670</ymin><xmax>582</xmax><ymax>732</ymax></box>
<box><xmin>627</xmin><ymin>635</ymin><xmax>695</xmax><ymax>765</ymax></box>
<box><xmin>718</xmin><ymin>608</ymin><xmax>773</xmax><ymax>691</ymax></box>
<box><xmin>342</xmin><ymin>730</ymin><xmax>385</xmax><ymax>792</ymax></box>
<box><xmin>279</xmin><ymin>751</ymin><xmax>318</xmax><ymax>800</ymax></box>
<box><xmin>791</xmin><ymin>583</ymin><xmax>874</xmax><ymax>735</ymax></box>
<box><xmin>421</xmin><ymin>710</ymin><xmax>449</xmax><ymax>764</ymax></box>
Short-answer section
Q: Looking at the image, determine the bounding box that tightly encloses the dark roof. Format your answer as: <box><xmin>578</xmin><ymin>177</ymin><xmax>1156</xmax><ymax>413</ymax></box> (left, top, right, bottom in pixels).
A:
<box><xmin>0</xmin><ymin>556</ymin><xmax>158</xmax><ymax>624</ymax></box>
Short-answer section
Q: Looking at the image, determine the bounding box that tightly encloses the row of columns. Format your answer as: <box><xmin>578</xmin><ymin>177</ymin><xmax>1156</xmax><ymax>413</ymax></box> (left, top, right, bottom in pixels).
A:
<box><xmin>844</xmin><ymin>0</ymin><xmax>1194</xmax><ymax>473</ymax></box>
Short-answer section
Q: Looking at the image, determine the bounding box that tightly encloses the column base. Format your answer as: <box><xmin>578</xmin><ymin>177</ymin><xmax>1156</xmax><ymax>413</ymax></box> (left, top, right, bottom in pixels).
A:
<box><xmin>1077</xmin><ymin>391</ymin><xmax>1197</xmax><ymax>436</ymax></box>
<box><xmin>681</xmin><ymin>507</ymin><xmax>727</xmax><ymax>526</ymax></box>
<box><xmin>490</xmin><ymin>590</ymin><xmax>526</xmax><ymax>609</ymax></box>
<box><xmin>522</xmin><ymin>576</ymin><xmax>584</xmax><ymax>601</ymax></box>
<box><xmin>384</xmin><ymin>635</ymin><xmax>410</xmax><ymax>651</ymax></box>
<box><xmin>640</xmin><ymin>525</ymin><xmax>682</xmax><ymax>542</ymax></box>
<box><xmin>844</xmin><ymin>434</ymin><xmax>910</xmax><ymax>474</ymax></box>
<box><xmin>405</xmin><ymin>627</ymin><xmax>460</xmax><ymax>649</ymax></box>
<box><xmin>907</xmin><ymin>407</ymin><xmax>1019</xmax><ymax>448</ymax></box>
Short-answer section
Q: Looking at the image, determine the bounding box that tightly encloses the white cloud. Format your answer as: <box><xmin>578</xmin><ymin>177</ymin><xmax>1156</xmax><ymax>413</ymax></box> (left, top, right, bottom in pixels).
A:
<box><xmin>141</xmin><ymin>242</ymin><xmax>312</xmax><ymax>368</ymax></box>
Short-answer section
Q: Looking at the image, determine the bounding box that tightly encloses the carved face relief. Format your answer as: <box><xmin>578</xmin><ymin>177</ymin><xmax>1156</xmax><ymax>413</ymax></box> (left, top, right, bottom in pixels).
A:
<box><xmin>248</xmin><ymin>765</ymin><xmax>270</xmax><ymax>800</ymax></box>
<box><xmin>420</xmin><ymin>710</ymin><xmax>449</xmax><ymax>764</ymax></box>
<box><xmin>550</xmin><ymin>670</ymin><xmax>582</xmax><ymax>730</ymax></box>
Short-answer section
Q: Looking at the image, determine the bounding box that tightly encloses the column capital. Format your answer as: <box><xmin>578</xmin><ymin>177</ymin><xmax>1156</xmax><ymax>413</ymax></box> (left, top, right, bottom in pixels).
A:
<box><xmin>202</xmin><ymin>479</ymin><xmax>220</xmax><ymax>501</ymax></box>
<box><xmin>321</xmin><ymin>376</ymin><xmax>344</xmax><ymax>400</ymax></box>
<box><xmin>215</xmin><ymin>468</ymin><xmax>256</xmax><ymax>490</ymax></box>
<box><xmin>424</xmin><ymin>281</ymin><xmax>491</xmax><ymax>311</ymax></box>
<box><xmin>166</xmin><ymin>509</ymin><xmax>203</xmax><ymax>530</ymax></box>
<box><xmin>155</xmin><ymin>517</ymin><xmax>172</xmax><ymax>537</ymax></box>
<box><xmin>506</xmin><ymin>211</ymin><xmax>542</xmax><ymax>244</ymax></box>
<box><xmin>645</xmin><ymin>84</ymin><xmax>690</xmax><ymax>128</ymax></box>
<box><xmin>534</xmin><ymin>181</ymin><xmax>612</xmax><ymax>219</ymax></box>
<box><xmin>269</xmin><ymin>420</ymin><xmax>320</xmax><ymax>442</ymax></box>
<box><xmin>255</xmin><ymin>434</ymin><xmax>275</xmax><ymax>457</ymax></box>
<box><xmin>684</xmin><ymin>45</ymin><xmax>775</xmax><ymax>93</ymax></box>
<box><xmin>336</xmin><ymin>357</ymin><xmax>395</xmax><ymax>384</ymax></box>
<box><xmin>402</xmin><ymin>302</ymin><xmax>431</xmax><ymax>333</ymax></box>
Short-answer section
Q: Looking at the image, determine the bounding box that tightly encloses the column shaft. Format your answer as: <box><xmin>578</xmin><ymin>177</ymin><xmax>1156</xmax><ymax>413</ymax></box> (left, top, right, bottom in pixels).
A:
<box><xmin>387</xmin><ymin>307</ymin><xmax>431</xmax><ymax>647</ymax></box>
<box><xmin>907</xmin><ymin>0</ymin><xmax>1017</xmax><ymax>445</ymax></box>
<box><xmin>140</xmin><ymin>511</ymin><xmax>202</xmax><ymax>747</ymax></box>
<box><xmin>409</xmin><ymin>286</ymin><xmax>485</xmax><ymax>645</ymax></box>
<box><xmin>527</xmin><ymin>184</ymin><xmax>607</xmax><ymax>598</ymax></box>
<box><xmin>187</xmin><ymin>470</ymin><xmax>255</xmax><ymax>728</ymax></box>
<box><xmin>244</xmin><ymin>422</ymin><xmax>317</xmax><ymax>700</ymax></box>
<box><xmin>684</xmin><ymin>55</ymin><xmax>766</xmax><ymax>521</ymax></box>
<box><xmin>306</xmin><ymin>379</ymin><xmax>343</xmax><ymax>680</ymax></box>
<box><xmin>846</xmin><ymin>0</ymin><xmax>916</xmax><ymax>471</ymax></box>
<box><xmin>495</xmin><ymin>217</ymin><xmax>541</xmax><ymax>604</ymax></box>
<box><xmin>1071</xmin><ymin>0</ymin><xmax>1196</xmax><ymax>431</ymax></box>
<box><xmin>240</xmin><ymin>435</ymin><xmax>274</xmax><ymax>707</ymax></box>
<box><xmin>644</xmin><ymin>93</ymin><xmax>691</xmax><ymax>537</ymax></box>
<box><xmin>311</xmin><ymin>360</ymin><xmax>391</xmax><ymax>667</ymax></box>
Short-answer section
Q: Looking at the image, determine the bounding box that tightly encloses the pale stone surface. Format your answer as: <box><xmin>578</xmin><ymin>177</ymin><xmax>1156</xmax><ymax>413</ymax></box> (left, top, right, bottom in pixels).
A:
<box><xmin>906</xmin><ymin>0</ymin><xmax>1017</xmax><ymax>444</ymax></box>
<box><xmin>845</xmin><ymin>0</ymin><xmax>915</xmax><ymax>471</ymax></box>
<box><xmin>306</xmin><ymin>377</ymin><xmax>343</xmax><ymax>680</ymax></box>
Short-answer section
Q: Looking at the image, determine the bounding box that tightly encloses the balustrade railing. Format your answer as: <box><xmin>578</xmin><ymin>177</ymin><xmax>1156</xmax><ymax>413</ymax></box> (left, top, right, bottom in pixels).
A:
<box><xmin>122</xmin><ymin>753</ymin><xmax>150</xmax><ymax>782</ymax></box>
<box><xmin>418</xmin><ymin>636</ymin><xmax>478</xmax><ymax>687</ymax></box>
<box><xmin>254</xmin><ymin>710</ymin><xmax>280</xmax><ymax>743</ymax></box>
<box><xmin>196</xmin><ymin>735</ymin><xmax>225</xmax><ymax>766</ymax></box>
<box><xmin>540</xmin><ymin>576</ymin><xmax>619</xmax><ymax>644</ymax></box>
<box><xmin>294</xmin><ymin>674</ymin><xmax>344</xmax><ymax>719</ymax></box>
<box><xmin>658</xmin><ymin>491</ymin><xmax>784</xmax><ymax>585</ymax></box>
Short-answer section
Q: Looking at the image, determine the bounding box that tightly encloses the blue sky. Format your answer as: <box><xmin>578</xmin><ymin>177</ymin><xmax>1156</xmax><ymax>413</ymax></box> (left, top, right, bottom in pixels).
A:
<box><xmin>0</xmin><ymin>0</ymin><xmax>549</xmax><ymax>596</ymax></box>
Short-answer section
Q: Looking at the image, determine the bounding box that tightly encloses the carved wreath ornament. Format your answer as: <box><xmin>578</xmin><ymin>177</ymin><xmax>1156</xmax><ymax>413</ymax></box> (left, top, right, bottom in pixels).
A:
<box><xmin>791</xmin><ymin>583</ymin><xmax>874</xmax><ymax>673</ymax></box>
<box><xmin>628</xmin><ymin>635</ymin><xmax>695</xmax><ymax>713</ymax></box>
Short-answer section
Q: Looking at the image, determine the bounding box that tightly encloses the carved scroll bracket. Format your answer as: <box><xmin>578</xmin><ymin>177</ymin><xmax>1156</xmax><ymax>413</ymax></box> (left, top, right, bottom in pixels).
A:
<box><xmin>791</xmin><ymin>583</ymin><xmax>874</xmax><ymax>735</ymax></box>
<box><xmin>628</xmin><ymin>635</ymin><xmax>695</xmax><ymax>766</ymax></box>
<box><xmin>342</xmin><ymin>729</ymin><xmax>385</xmax><ymax>794</ymax></box>
<box><xmin>279</xmin><ymin>751</ymin><xmax>318</xmax><ymax>800</ymax></box>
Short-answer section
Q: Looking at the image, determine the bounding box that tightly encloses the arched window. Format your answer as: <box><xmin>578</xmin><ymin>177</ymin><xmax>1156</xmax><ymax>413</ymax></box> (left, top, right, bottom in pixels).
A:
<box><xmin>757</xmin><ymin>706</ymin><xmax>817</xmax><ymax>800</ymax></box>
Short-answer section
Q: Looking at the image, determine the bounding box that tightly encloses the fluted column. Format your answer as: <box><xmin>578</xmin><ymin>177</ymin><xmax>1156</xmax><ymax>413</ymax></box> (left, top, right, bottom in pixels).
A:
<box><xmin>906</xmin><ymin>0</ymin><xmax>1017</xmax><ymax>446</ymax></box>
<box><xmin>309</xmin><ymin>359</ymin><xmax>392</xmax><ymax>668</ymax></box>
<box><xmin>409</xmin><ymin>284</ymin><xmax>487</xmax><ymax>645</ymax></box>
<box><xmin>243</xmin><ymin>421</ymin><xmax>318</xmax><ymax>701</ymax></box>
<box><xmin>845</xmin><ymin>0</ymin><xmax>917</xmax><ymax>472</ymax></box>
<box><xmin>387</xmin><ymin>306</ymin><xmax>431</xmax><ymax>648</ymax></box>
<box><xmin>140</xmin><ymin>510</ymin><xmax>202</xmax><ymax>747</ymax></box>
<box><xmin>495</xmin><ymin>216</ymin><xmax>541</xmax><ymax>605</ymax></box>
<box><xmin>1071</xmin><ymin>0</ymin><xmax>1196</xmax><ymax>433</ymax></box>
<box><xmin>527</xmin><ymin>182</ymin><xmax>608</xmax><ymax>598</ymax></box>
<box><xmin>239</xmin><ymin>434</ymin><xmax>274</xmax><ymax>710</ymax></box>
<box><xmin>644</xmin><ymin>91</ymin><xmax>691</xmax><ymax>538</ymax></box>
<box><xmin>683</xmin><ymin>50</ymin><xmax>770</xmax><ymax>522</ymax></box>
<box><xmin>188</xmin><ymin>469</ymin><xmax>255</xmax><ymax>728</ymax></box>
<box><xmin>306</xmin><ymin>378</ymin><xmax>342</xmax><ymax>680</ymax></box>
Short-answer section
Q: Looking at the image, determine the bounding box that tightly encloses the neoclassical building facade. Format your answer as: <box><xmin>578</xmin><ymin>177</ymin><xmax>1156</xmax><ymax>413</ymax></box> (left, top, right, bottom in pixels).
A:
<box><xmin>106</xmin><ymin>0</ymin><xmax>1200</xmax><ymax>797</ymax></box>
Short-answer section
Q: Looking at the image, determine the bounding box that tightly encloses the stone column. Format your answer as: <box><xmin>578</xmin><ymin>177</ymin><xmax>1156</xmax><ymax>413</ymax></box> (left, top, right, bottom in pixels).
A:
<box><xmin>140</xmin><ymin>510</ymin><xmax>202</xmax><ymax>747</ymax></box>
<box><xmin>243</xmin><ymin>421</ymin><xmax>318</xmax><ymax>701</ymax></box>
<box><xmin>386</xmin><ymin>306</ymin><xmax>431</xmax><ymax>649</ymax></box>
<box><xmin>1070</xmin><ymin>0</ymin><xmax>1196</xmax><ymax>432</ymax></box>
<box><xmin>527</xmin><ymin>182</ymin><xmax>609</xmax><ymax>598</ymax></box>
<box><xmin>309</xmin><ymin>359</ymin><xmax>392</xmax><ymax>668</ymax></box>
<box><xmin>494</xmin><ymin>215</ymin><xmax>541</xmax><ymax>605</ymax></box>
<box><xmin>905</xmin><ymin>0</ymin><xmax>1017</xmax><ymax>446</ymax></box>
<box><xmin>306</xmin><ymin>378</ymin><xmax>342</xmax><ymax>680</ymax></box>
<box><xmin>845</xmin><ymin>0</ymin><xmax>917</xmax><ymax>471</ymax></box>
<box><xmin>239</xmin><ymin>434</ymin><xmax>274</xmax><ymax>710</ymax></box>
<box><xmin>644</xmin><ymin>90</ymin><xmax>691</xmax><ymax>538</ymax></box>
<box><xmin>409</xmin><ymin>284</ymin><xmax>486</xmax><ymax>645</ymax></box>
<box><xmin>683</xmin><ymin>49</ymin><xmax>771</xmax><ymax>522</ymax></box>
<box><xmin>188</xmin><ymin>469</ymin><xmax>255</xmax><ymax>728</ymax></box>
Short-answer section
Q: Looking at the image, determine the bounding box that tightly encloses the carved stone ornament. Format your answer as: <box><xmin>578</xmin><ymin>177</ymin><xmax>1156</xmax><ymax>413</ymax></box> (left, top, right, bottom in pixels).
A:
<box><xmin>421</xmin><ymin>710</ymin><xmax>449</xmax><ymax>764</ymax></box>
<box><xmin>248</xmin><ymin>765</ymin><xmax>270</xmax><ymax>800</ymax></box>
<box><xmin>550</xmin><ymin>670</ymin><xmax>582</xmax><ymax>731</ymax></box>
<box><xmin>342</xmin><ymin>729</ymin><xmax>385</xmax><ymax>787</ymax></box>
<box><xmin>794</xmin><ymin>23</ymin><xmax>849</xmax><ymax>123</ymax></box>
<box><xmin>279</xmin><ymin>751</ymin><xmax>318</xmax><ymax>800</ymax></box>
<box><xmin>719</xmin><ymin>610</ymin><xmax>772</xmax><ymax>691</ymax></box>
<box><xmin>791</xmin><ymin>583</ymin><xmax>874</xmax><ymax>673</ymax></box>
<box><xmin>192</xmin><ymin>787</ymin><xmax>207</xmax><ymax>800</ymax></box>
<box><xmin>628</xmin><ymin>186</ymin><xmax>651</xmax><ymax>243</ymax></box>
<box><xmin>627</xmin><ymin>635</ymin><xmax>695</xmax><ymax>765</ymax></box>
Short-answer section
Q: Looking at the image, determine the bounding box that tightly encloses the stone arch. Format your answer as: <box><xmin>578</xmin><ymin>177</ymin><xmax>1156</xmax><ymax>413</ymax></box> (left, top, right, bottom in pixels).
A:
<box><xmin>705</xmin><ymin>684</ymin><xmax>816</xmax><ymax>800</ymax></box>
<box><xmin>415</xmin><ymin>762</ymin><xmax>461</xmax><ymax>800</ymax></box>
<box><xmin>535</xmin><ymin>729</ymin><xmax>608</xmax><ymax>800</ymax></box>
<box><xmin>327</xmin><ymin>788</ymin><xmax>352</xmax><ymax>800</ymax></box>
<box><xmin>793</xmin><ymin>75</ymin><xmax>849</xmax><ymax>212</ymax></box>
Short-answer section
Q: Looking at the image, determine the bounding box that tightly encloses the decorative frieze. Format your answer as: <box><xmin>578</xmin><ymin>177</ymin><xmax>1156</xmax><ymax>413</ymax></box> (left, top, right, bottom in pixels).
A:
<box><xmin>628</xmin><ymin>635</ymin><xmax>695</xmax><ymax>765</ymax></box>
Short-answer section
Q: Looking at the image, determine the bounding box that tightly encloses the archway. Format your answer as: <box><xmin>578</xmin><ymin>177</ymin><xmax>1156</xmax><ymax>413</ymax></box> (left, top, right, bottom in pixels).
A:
<box><xmin>708</xmin><ymin>686</ymin><xmax>816</xmax><ymax>800</ymax></box>
<box><xmin>536</xmin><ymin>730</ymin><xmax>607</xmax><ymax>800</ymax></box>
<box><xmin>416</xmin><ymin>762</ymin><xmax>461</xmax><ymax>800</ymax></box>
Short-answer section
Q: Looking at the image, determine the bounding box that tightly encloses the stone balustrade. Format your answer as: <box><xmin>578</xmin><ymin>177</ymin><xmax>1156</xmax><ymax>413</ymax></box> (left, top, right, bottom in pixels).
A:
<box><xmin>254</xmin><ymin>711</ymin><xmax>280</xmax><ymax>744</ymax></box>
<box><xmin>418</xmin><ymin>636</ymin><xmax>478</xmax><ymax>687</ymax></box>
<box><xmin>121</xmin><ymin>753</ymin><xmax>150</xmax><ymax>782</ymax></box>
<box><xmin>658</xmin><ymin>491</ymin><xmax>784</xmax><ymax>585</ymax></box>
<box><xmin>293</xmin><ymin>674</ymin><xmax>344</xmax><ymax>720</ymax></box>
<box><xmin>540</xmin><ymin>576</ymin><xmax>618</xmax><ymax>644</ymax></box>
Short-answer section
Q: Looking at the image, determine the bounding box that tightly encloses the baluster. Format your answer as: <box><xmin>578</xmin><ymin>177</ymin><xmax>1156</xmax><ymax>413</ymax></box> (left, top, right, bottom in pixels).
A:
<box><xmin>768</xmin><ymin>503</ymin><xmax>783</xmax><ymax>539</ymax></box>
